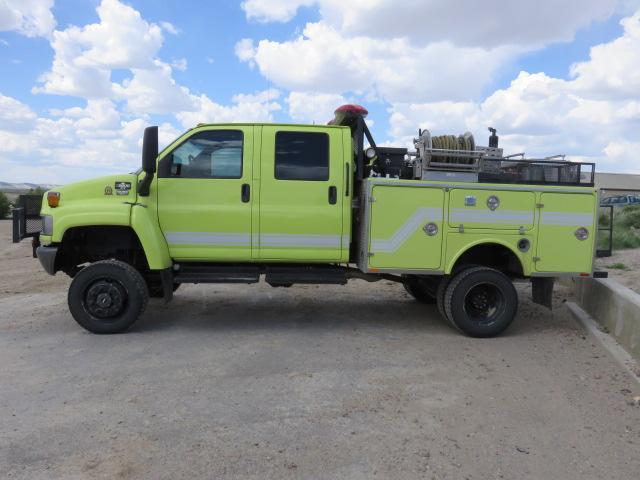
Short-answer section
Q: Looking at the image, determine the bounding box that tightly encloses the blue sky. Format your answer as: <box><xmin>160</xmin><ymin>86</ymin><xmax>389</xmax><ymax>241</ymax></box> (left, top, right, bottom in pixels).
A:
<box><xmin>0</xmin><ymin>0</ymin><xmax>639</xmax><ymax>183</ymax></box>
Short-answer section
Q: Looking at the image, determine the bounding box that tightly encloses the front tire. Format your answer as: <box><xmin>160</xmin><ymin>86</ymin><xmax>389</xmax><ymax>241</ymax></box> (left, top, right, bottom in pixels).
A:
<box><xmin>68</xmin><ymin>260</ymin><xmax>149</xmax><ymax>334</ymax></box>
<box><xmin>443</xmin><ymin>266</ymin><xmax>518</xmax><ymax>337</ymax></box>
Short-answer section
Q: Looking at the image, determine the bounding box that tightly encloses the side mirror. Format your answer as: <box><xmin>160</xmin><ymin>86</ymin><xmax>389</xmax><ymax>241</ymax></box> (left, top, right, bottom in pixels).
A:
<box><xmin>142</xmin><ymin>126</ymin><xmax>158</xmax><ymax>174</ymax></box>
<box><xmin>138</xmin><ymin>126</ymin><xmax>158</xmax><ymax>196</ymax></box>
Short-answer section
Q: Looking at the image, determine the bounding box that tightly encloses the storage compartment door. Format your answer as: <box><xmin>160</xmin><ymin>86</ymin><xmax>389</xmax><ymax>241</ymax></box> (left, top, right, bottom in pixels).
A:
<box><xmin>448</xmin><ymin>189</ymin><xmax>535</xmax><ymax>231</ymax></box>
<box><xmin>369</xmin><ymin>186</ymin><xmax>444</xmax><ymax>270</ymax></box>
<box><xmin>536</xmin><ymin>193</ymin><xmax>596</xmax><ymax>273</ymax></box>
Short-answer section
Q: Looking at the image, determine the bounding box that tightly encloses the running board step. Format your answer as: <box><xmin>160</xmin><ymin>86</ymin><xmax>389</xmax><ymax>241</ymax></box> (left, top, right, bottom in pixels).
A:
<box><xmin>174</xmin><ymin>265</ymin><xmax>260</xmax><ymax>284</ymax></box>
<box><xmin>265</xmin><ymin>266</ymin><xmax>347</xmax><ymax>286</ymax></box>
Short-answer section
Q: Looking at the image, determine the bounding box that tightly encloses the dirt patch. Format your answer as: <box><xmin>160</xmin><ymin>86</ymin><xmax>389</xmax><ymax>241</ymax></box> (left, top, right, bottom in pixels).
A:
<box><xmin>596</xmin><ymin>248</ymin><xmax>640</xmax><ymax>294</ymax></box>
<box><xmin>0</xmin><ymin>220</ymin><xmax>70</xmax><ymax>298</ymax></box>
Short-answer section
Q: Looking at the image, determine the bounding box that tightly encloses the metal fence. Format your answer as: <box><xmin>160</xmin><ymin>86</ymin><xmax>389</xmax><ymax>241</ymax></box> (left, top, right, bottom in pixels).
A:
<box><xmin>12</xmin><ymin>194</ymin><xmax>43</xmax><ymax>243</ymax></box>
<box><xmin>596</xmin><ymin>205</ymin><xmax>613</xmax><ymax>258</ymax></box>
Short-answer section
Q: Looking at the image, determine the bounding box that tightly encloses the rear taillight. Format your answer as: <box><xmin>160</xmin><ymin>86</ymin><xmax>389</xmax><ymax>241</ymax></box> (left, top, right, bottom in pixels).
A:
<box><xmin>47</xmin><ymin>192</ymin><xmax>60</xmax><ymax>208</ymax></box>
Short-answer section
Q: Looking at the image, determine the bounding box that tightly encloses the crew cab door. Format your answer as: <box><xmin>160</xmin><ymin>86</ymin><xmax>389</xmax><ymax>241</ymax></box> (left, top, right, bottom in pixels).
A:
<box><xmin>258</xmin><ymin>126</ymin><xmax>345</xmax><ymax>261</ymax></box>
<box><xmin>157</xmin><ymin>126</ymin><xmax>253</xmax><ymax>260</ymax></box>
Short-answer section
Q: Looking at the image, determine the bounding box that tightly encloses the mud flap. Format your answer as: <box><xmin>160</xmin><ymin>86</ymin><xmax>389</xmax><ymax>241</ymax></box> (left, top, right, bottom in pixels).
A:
<box><xmin>160</xmin><ymin>267</ymin><xmax>174</xmax><ymax>303</ymax></box>
<box><xmin>531</xmin><ymin>277</ymin><xmax>555</xmax><ymax>310</ymax></box>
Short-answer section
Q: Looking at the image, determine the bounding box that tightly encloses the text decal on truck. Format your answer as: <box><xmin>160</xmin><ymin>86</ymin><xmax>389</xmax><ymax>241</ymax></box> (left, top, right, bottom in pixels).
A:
<box><xmin>115</xmin><ymin>181</ymin><xmax>131</xmax><ymax>195</ymax></box>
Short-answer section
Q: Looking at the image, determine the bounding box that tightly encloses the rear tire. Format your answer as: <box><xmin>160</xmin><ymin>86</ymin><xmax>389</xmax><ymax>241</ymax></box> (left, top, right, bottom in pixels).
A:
<box><xmin>443</xmin><ymin>266</ymin><xmax>518</xmax><ymax>337</ymax></box>
<box><xmin>68</xmin><ymin>260</ymin><xmax>149</xmax><ymax>334</ymax></box>
<box><xmin>402</xmin><ymin>276</ymin><xmax>437</xmax><ymax>304</ymax></box>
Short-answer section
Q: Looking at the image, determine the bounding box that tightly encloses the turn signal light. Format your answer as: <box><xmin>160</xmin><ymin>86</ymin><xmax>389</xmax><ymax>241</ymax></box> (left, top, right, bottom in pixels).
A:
<box><xmin>47</xmin><ymin>191</ymin><xmax>60</xmax><ymax>208</ymax></box>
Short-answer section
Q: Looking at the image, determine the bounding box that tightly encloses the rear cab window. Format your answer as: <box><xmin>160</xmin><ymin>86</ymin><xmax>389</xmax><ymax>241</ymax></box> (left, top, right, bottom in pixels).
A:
<box><xmin>274</xmin><ymin>131</ymin><xmax>329</xmax><ymax>181</ymax></box>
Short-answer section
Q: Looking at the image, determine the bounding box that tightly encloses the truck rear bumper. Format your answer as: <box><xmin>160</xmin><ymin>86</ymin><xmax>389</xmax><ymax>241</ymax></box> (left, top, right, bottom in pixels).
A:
<box><xmin>36</xmin><ymin>245</ymin><xmax>58</xmax><ymax>275</ymax></box>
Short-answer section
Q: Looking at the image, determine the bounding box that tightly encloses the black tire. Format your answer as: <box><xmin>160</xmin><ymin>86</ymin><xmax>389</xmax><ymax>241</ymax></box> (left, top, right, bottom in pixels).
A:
<box><xmin>443</xmin><ymin>266</ymin><xmax>518</xmax><ymax>337</ymax></box>
<box><xmin>402</xmin><ymin>276</ymin><xmax>437</xmax><ymax>304</ymax></box>
<box><xmin>68</xmin><ymin>260</ymin><xmax>149</xmax><ymax>334</ymax></box>
<box><xmin>436</xmin><ymin>275</ymin><xmax>454</xmax><ymax>323</ymax></box>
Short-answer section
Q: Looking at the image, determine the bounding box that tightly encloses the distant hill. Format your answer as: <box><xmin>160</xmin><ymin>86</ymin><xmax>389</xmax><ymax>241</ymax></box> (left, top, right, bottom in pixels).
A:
<box><xmin>0</xmin><ymin>182</ymin><xmax>58</xmax><ymax>193</ymax></box>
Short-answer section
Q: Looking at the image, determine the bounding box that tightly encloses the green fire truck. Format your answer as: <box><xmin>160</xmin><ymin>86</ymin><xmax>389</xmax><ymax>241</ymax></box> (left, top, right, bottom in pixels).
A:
<box><xmin>13</xmin><ymin>105</ymin><xmax>605</xmax><ymax>336</ymax></box>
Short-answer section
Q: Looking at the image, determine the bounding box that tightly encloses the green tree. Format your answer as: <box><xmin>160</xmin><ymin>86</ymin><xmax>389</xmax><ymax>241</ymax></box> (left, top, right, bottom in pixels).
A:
<box><xmin>29</xmin><ymin>187</ymin><xmax>46</xmax><ymax>196</ymax></box>
<box><xmin>0</xmin><ymin>192</ymin><xmax>10</xmax><ymax>219</ymax></box>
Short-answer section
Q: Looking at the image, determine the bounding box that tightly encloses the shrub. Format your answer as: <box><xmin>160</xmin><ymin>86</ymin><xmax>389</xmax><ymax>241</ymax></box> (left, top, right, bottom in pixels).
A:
<box><xmin>0</xmin><ymin>192</ymin><xmax>10</xmax><ymax>219</ymax></box>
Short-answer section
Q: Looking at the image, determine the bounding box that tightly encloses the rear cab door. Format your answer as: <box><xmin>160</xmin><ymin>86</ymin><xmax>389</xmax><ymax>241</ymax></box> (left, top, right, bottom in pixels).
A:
<box><xmin>258</xmin><ymin>125</ymin><xmax>347</xmax><ymax>261</ymax></box>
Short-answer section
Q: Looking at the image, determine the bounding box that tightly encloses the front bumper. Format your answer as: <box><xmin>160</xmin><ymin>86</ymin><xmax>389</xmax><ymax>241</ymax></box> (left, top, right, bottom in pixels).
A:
<box><xmin>36</xmin><ymin>245</ymin><xmax>58</xmax><ymax>275</ymax></box>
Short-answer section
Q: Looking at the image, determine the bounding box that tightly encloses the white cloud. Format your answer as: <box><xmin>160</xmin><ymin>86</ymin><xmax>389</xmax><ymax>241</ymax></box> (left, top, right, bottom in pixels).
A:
<box><xmin>238</xmin><ymin>23</ymin><xmax>514</xmax><ymax>103</ymax></box>
<box><xmin>34</xmin><ymin>0</ymin><xmax>164</xmax><ymax>98</ymax></box>
<box><xmin>241</xmin><ymin>0</ymin><xmax>316</xmax><ymax>23</ymax></box>
<box><xmin>241</xmin><ymin>0</ymin><xmax>620</xmax><ymax>47</ymax></box>
<box><xmin>176</xmin><ymin>89</ymin><xmax>281</xmax><ymax>127</ymax></box>
<box><xmin>287</xmin><ymin>91</ymin><xmax>346</xmax><ymax>123</ymax></box>
<box><xmin>234</xmin><ymin>38</ymin><xmax>256</xmax><ymax>65</ymax></box>
<box><xmin>160</xmin><ymin>21</ymin><xmax>179</xmax><ymax>35</ymax></box>
<box><xmin>113</xmin><ymin>61</ymin><xmax>197</xmax><ymax>115</ymax></box>
<box><xmin>171</xmin><ymin>58</ymin><xmax>188</xmax><ymax>71</ymax></box>
<box><xmin>0</xmin><ymin>94</ymin><xmax>182</xmax><ymax>183</ymax></box>
<box><xmin>356</xmin><ymin>6</ymin><xmax>640</xmax><ymax>173</ymax></box>
<box><xmin>0</xmin><ymin>93</ymin><xmax>37</xmax><ymax>131</ymax></box>
<box><xmin>0</xmin><ymin>0</ymin><xmax>55</xmax><ymax>38</ymax></box>
<box><xmin>570</xmin><ymin>9</ymin><xmax>640</xmax><ymax>99</ymax></box>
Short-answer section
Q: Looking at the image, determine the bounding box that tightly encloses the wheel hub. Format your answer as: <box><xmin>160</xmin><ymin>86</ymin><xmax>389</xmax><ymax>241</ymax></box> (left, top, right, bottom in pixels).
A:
<box><xmin>85</xmin><ymin>280</ymin><xmax>126</xmax><ymax>319</ymax></box>
<box><xmin>463</xmin><ymin>283</ymin><xmax>504</xmax><ymax>325</ymax></box>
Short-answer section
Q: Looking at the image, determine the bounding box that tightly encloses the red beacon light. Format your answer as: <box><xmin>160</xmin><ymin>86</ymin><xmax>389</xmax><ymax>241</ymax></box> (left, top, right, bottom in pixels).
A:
<box><xmin>328</xmin><ymin>104</ymin><xmax>368</xmax><ymax>125</ymax></box>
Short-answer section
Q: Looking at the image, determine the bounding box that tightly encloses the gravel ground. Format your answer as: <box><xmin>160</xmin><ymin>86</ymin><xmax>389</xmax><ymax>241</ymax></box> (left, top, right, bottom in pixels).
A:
<box><xmin>596</xmin><ymin>248</ymin><xmax>640</xmax><ymax>294</ymax></box>
<box><xmin>1</xmin><ymin>219</ymin><xmax>639</xmax><ymax>479</ymax></box>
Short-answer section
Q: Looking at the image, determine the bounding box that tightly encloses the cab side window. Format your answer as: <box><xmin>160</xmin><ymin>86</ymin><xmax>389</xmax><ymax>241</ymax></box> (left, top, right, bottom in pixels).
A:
<box><xmin>275</xmin><ymin>131</ymin><xmax>329</xmax><ymax>181</ymax></box>
<box><xmin>168</xmin><ymin>130</ymin><xmax>243</xmax><ymax>179</ymax></box>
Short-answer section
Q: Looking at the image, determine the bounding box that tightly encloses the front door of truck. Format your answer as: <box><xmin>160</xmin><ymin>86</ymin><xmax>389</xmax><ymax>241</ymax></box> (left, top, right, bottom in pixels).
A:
<box><xmin>258</xmin><ymin>126</ymin><xmax>345</xmax><ymax>261</ymax></box>
<box><xmin>157</xmin><ymin>126</ymin><xmax>253</xmax><ymax>260</ymax></box>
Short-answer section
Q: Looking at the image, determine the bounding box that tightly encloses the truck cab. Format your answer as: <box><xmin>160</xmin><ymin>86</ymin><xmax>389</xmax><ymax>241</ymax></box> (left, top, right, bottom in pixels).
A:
<box><xmin>155</xmin><ymin>124</ymin><xmax>351</xmax><ymax>263</ymax></box>
<box><xmin>18</xmin><ymin>105</ymin><xmax>605</xmax><ymax>337</ymax></box>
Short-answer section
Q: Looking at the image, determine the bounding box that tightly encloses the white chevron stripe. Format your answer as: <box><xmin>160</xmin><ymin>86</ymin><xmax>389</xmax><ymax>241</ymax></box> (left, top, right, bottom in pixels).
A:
<box><xmin>165</xmin><ymin>232</ymin><xmax>343</xmax><ymax>248</ymax></box>
<box><xmin>450</xmin><ymin>208</ymin><xmax>534</xmax><ymax>225</ymax></box>
<box><xmin>371</xmin><ymin>207</ymin><xmax>442</xmax><ymax>253</ymax></box>
<box><xmin>165</xmin><ymin>232</ymin><xmax>250</xmax><ymax>246</ymax></box>
<box><xmin>541</xmin><ymin>212</ymin><xmax>594</xmax><ymax>226</ymax></box>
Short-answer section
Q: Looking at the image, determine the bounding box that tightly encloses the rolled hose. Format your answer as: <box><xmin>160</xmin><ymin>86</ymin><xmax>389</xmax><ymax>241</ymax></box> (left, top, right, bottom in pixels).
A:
<box><xmin>431</xmin><ymin>132</ymin><xmax>475</xmax><ymax>164</ymax></box>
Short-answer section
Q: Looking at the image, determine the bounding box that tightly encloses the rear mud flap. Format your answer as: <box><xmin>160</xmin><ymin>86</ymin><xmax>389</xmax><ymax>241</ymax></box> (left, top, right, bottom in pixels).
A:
<box><xmin>531</xmin><ymin>277</ymin><xmax>555</xmax><ymax>310</ymax></box>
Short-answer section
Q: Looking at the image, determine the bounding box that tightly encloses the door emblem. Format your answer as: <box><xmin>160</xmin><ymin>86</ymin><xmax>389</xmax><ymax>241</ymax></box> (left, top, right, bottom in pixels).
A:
<box><xmin>104</xmin><ymin>186</ymin><xmax>113</xmax><ymax>195</ymax></box>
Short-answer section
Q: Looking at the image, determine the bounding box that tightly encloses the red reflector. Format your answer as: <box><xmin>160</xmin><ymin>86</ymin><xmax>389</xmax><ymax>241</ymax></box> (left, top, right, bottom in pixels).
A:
<box><xmin>579</xmin><ymin>273</ymin><xmax>590</xmax><ymax>277</ymax></box>
<box><xmin>47</xmin><ymin>191</ymin><xmax>60</xmax><ymax>208</ymax></box>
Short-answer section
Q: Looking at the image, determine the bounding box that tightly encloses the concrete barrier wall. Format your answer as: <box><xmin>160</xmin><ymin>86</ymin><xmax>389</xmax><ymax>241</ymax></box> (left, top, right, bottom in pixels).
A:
<box><xmin>571</xmin><ymin>278</ymin><xmax>640</xmax><ymax>361</ymax></box>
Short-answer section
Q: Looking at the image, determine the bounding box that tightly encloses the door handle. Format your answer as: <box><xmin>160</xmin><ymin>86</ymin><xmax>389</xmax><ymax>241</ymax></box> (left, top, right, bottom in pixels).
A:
<box><xmin>328</xmin><ymin>186</ymin><xmax>337</xmax><ymax>205</ymax></box>
<box><xmin>241</xmin><ymin>183</ymin><xmax>250</xmax><ymax>203</ymax></box>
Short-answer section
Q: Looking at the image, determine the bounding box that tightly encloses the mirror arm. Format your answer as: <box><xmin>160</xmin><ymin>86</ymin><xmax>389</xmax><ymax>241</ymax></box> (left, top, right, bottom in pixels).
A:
<box><xmin>137</xmin><ymin>171</ymin><xmax>154</xmax><ymax>197</ymax></box>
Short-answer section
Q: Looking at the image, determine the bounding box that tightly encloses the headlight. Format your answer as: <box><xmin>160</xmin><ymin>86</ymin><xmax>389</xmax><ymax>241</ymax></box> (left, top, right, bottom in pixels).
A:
<box><xmin>574</xmin><ymin>227</ymin><xmax>589</xmax><ymax>241</ymax></box>
<box><xmin>42</xmin><ymin>215</ymin><xmax>53</xmax><ymax>236</ymax></box>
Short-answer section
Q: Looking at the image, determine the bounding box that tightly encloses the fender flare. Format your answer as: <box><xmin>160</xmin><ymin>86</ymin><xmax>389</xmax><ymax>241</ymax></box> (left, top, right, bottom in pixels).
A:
<box><xmin>445</xmin><ymin>238</ymin><xmax>528</xmax><ymax>276</ymax></box>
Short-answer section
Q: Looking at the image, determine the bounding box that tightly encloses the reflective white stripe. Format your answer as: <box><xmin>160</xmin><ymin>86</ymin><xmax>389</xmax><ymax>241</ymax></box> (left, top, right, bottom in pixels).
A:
<box><xmin>165</xmin><ymin>232</ymin><xmax>250</xmax><ymax>246</ymax></box>
<box><xmin>261</xmin><ymin>234</ymin><xmax>342</xmax><ymax>248</ymax></box>
<box><xmin>541</xmin><ymin>212</ymin><xmax>594</xmax><ymax>226</ymax></box>
<box><xmin>449</xmin><ymin>209</ymin><xmax>534</xmax><ymax>225</ymax></box>
<box><xmin>165</xmin><ymin>232</ymin><xmax>343</xmax><ymax>248</ymax></box>
<box><xmin>371</xmin><ymin>207</ymin><xmax>442</xmax><ymax>253</ymax></box>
